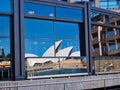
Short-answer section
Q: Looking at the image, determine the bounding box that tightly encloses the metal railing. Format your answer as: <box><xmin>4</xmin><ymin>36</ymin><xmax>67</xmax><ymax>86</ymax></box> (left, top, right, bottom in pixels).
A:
<box><xmin>0</xmin><ymin>77</ymin><xmax>120</xmax><ymax>90</ymax></box>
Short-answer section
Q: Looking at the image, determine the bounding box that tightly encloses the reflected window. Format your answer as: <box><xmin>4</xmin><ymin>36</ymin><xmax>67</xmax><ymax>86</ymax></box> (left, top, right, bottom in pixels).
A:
<box><xmin>55</xmin><ymin>21</ymin><xmax>80</xmax><ymax>40</ymax></box>
<box><xmin>0</xmin><ymin>0</ymin><xmax>11</xmax><ymax>12</ymax></box>
<box><xmin>117</xmin><ymin>20</ymin><xmax>120</xmax><ymax>26</ymax></box>
<box><xmin>109</xmin><ymin>41</ymin><xmax>116</xmax><ymax>51</ymax></box>
<box><xmin>24</xmin><ymin>2</ymin><xmax>54</xmax><ymax>17</ymax></box>
<box><xmin>56</xmin><ymin>7</ymin><xmax>82</xmax><ymax>21</ymax></box>
<box><xmin>107</xmin><ymin>30</ymin><xmax>114</xmax><ymax>37</ymax></box>
<box><xmin>116</xmin><ymin>29</ymin><xmax>120</xmax><ymax>35</ymax></box>
<box><xmin>100</xmin><ymin>0</ymin><xmax>120</xmax><ymax>9</ymax></box>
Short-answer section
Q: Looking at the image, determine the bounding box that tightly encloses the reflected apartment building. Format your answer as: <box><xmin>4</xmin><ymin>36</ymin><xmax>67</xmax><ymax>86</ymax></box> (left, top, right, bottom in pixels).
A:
<box><xmin>0</xmin><ymin>0</ymin><xmax>120</xmax><ymax>81</ymax></box>
<box><xmin>90</xmin><ymin>0</ymin><xmax>120</xmax><ymax>56</ymax></box>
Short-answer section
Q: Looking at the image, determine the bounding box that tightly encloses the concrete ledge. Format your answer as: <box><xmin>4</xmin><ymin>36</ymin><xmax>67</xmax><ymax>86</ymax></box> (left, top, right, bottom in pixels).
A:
<box><xmin>1</xmin><ymin>73</ymin><xmax>120</xmax><ymax>90</ymax></box>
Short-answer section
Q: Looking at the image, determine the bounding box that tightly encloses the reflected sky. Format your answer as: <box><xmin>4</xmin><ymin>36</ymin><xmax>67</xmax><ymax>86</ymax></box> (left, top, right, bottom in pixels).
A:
<box><xmin>24</xmin><ymin>18</ymin><xmax>81</xmax><ymax>57</ymax></box>
<box><xmin>24</xmin><ymin>18</ymin><xmax>54</xmax><ymax>38</ymax></box>
<box><xmin>0</xmin><ymin>16</ymin><xmax>10</xmax><ymax>36</ymax></box>
<box><xmin>24</xmin><ymin>2</ymin><xmax>83</xmax><ymax>21</ymax></box>
<box><xmin>24</xmin><ymin>2</ymin><xmax>54</xmax><ymax>17</ymax></box>
<box><xmin>0</xmin><ymin>38</ymin><xmax>10</xmax><ymax>56</ymax></box>
<box><xmin>56</xmin><ymin>7</ymin><xmax>82</xmax><ymax>21</ymax></box>
<box><xmin>0</xmin><ymin>0</ymin><xmax>11</xmax><ymax>12</ymax></box>
<box><xmin>25</xmin><ymin>39</ymin><xmax>54</xmax><ymax>57</ymax></box>
<box><xmin>55</xmin><ymin>22</ymin><xmax>80</xmax><ymax>40</ymax></box>
<box><xmin>0</xmin><ymin>16</ymin><xmax>10</xmax><ymax>56</ymax></box>
<box><xmin>55</xmin><ymin>40</ymin><xmax>80</xmax><ymax>53</ymax></box>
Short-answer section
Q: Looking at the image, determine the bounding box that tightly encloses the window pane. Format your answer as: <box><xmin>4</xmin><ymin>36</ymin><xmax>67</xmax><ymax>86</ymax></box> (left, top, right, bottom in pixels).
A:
<box><xmin>0</xmin><ymin>38</ymin><xmax>10</xmax><ymax>57</ymax></box>
<box><xmin>0</xmin><ymin>16</ymin><xmax>10</xmax><ymax>36</ymax></box>
<box><xmin>24</xmin><ymin>18</ymin><xmax>54</xmax><ymax>38</ymax></box>
<box><xmin>25</xmin><ymin>39</ymin><xmax>55</xmax><ymax>57</ymax></box>
<box><xmin>26</xmin><ymin>57</ymin><xmax>87</xmax><ymax>77</ymax></box>
<box><xmin>0</xmin><ymin>0</ymin><xmax>11</xmax><ymax>12</ymax></box>
<box><xmin>55</xmin><ymin>40</ymin><xmax>80</xmax><ymax>57</ymax></box>
<box><xmin>24</xmin><ymin>2</ymin><xmax>55</xmax><ymax>17</ymax></box>
<box><xmin>55</xmin><ymin>21</ymin><xmax>80</xmax><ymax>40</ymax></box>
<box><xmin>56</xmin><ymin>7</ymin><xmax>82</xmax><ymax>21</ymax></box>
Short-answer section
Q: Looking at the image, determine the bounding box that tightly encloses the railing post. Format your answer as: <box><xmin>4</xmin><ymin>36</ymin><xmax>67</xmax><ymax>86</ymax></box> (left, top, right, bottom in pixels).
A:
<box><xmin>64</xmin><ymin>83</ymin><xmax>66</xmax><ymax>90</ymax></box>
<box><xmin>104</xmin><ymin>79</ymin><xmax>106</xmax><ymax>90</ymax></box>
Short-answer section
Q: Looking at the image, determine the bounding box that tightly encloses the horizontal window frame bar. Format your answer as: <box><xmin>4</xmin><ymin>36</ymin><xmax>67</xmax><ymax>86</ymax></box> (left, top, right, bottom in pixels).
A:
<box><xmin>0</xmin><ymin>12</ymin><xmax>13</xmax><ymax>16</ymax></box>
<box><xmin>24</xmin><ymin>0</ymin><xmax>85</xmax><ymax>9</ymax></box>
<box><xmin>0</xmin><ymin>36</ymin><xmax>10</xmax><ymax>38</ymax></box>
<box><xmin>24</xmin><ymin>15</ymin><xmax>83</xmax><ymax>23</ymax></box>
<box><xmin>91</xmin><ymin>7</ymin><xmax>120</xmax><ymax>17</ymax></box>
<box><xmin>0</xmin><ymin>58</ymin><xmax>11</xmax><ymax>60</ymax></box>
<box><xmin>91</xmin><ymin>22</ymin><xmax>120</xmax><ymax>28</ymax></box>
<box><xmin>25</xmin><ymin>38</ymin><xmax>81</xmax><ymax>42</ymax></box>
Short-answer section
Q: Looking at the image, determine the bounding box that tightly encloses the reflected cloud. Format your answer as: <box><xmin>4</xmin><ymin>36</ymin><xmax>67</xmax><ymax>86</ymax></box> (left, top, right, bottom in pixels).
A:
<box><xmin>49</xmin><ymin>13</ymin><xmax>54</xmax><ymax>17</ymax></box>
<box><xmin>41</xmin><ymin>42</ymin><xmax>46</xmax><ymax>44</ymax></box>
<box><xmin>33</xmin><ymin>41</ymin><xmax>38</xmax><ymax>45</ymax></box>
<box><xmin>28</xmin><ymin>10</ymin><xmax>35</xmax><ymax>15</ymax></box>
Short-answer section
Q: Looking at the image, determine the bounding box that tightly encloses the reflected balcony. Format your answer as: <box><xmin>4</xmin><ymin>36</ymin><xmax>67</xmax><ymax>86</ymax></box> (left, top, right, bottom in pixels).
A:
<box><xmin>106</xmin><ymin>35</ymin><xmax>115</xmax><ymax>41</ymax></box>
<box><xmin>91</xmin><ymin>27</ymin><xmax>98</xmax><ymax>34</ymax></box>
<box><xmin>92</xmin><ymin>38</ymin><xmax>99</xmax><ymax>44</ymax></box>
<box><xmin>92</xmin><ymin>50</ymin><xmax>100</xmax><ymax>56</ymax></box>
<box><xmin>107</xmin><ymin>49</ymin><xmax>120</xmax><ymax>55</ymax></box>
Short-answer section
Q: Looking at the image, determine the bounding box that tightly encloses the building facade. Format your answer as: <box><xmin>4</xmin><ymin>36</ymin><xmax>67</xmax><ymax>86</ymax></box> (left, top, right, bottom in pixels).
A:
<box><xmin>90</xmin><ymin>0</ymin><xmax>120</xmax><ymax>12</ymax></box>
<box><xmin>0</xmin><ymin>0</ymin><xmax>120</xmax><ymax>81</ymax></box>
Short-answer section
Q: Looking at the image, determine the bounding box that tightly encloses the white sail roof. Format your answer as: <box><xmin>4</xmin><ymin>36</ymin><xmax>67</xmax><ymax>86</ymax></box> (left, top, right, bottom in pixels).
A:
<box><xmin>42</xmin><ymin>40</ymin><xmax>62</xmax><ymax>57</ymax></box>
<box><xmin>56</xmin><ymin>46</ymin><xmax>73</xmax><ymax>56</ymax></box>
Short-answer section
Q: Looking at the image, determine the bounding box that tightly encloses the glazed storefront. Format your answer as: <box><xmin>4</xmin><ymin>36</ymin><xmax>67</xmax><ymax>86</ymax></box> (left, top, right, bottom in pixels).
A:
<box><xmin>0</xmin><ymin>0</ymin><xmax>91</xmax><ymax>80</ymax></box>
<box><xmin>1</xmin><ymin>0</ymin><xmax>120</xmax><ymax>81</ymax></box>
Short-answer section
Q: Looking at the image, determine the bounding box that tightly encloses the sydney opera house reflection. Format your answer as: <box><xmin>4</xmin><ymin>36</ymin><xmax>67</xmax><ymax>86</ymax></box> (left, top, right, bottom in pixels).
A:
<box><xmin>26</xmin><ymin>40</ymin><xmax>87</xmax><ymax>76</ymax></box>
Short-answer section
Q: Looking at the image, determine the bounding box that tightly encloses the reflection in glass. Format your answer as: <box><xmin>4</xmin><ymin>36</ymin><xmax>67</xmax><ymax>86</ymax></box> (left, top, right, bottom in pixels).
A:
<box><xmin>91</xmin><ymin>11</ymin><xmax>119</xmax><ymax>26</ymax></box>
<box><xmin>117</xmin><ymin>19</ymin><xmax>120</xmax><ymax>26</ymax></box>
<box><xmin>55</xmin><ymin>40</ymin><xmax>80</xmax><ymax>57</ymax></box>
<box><xmin>100</xmin><ymin>0</ymin><xmax>120</xmax><ymax>9</ymax></box>
<box><xmin>0</xmin><ymin>15</ymin><xmax>11</xmax><ymax>81</ymax></box>
<box><xmin>0</xmin><ymin>0</ymin><xmax>11</xmax><ymax>12</ymax></box>
<box><xmin>94</xmin><ymin>57</ymin><xmax>120</xmax><ymax>73</ymax></box>
<box><xmin>24</xmin><ymin>18</ymin><xmax>54</xmax><ymax>38</ymax></box>
<box><xmin>26</xmin><ymin>57</ymin><xmax>87</xmax><ymax>77</ymax></box>
<box><xmin>25</xmin><ymin>39</ymin><xmax>54</xmax><ymax>57</ymax></box>
<box><xmin>56</xmin><ymin>7</ymin><xmax>82</xmax><ymax>21</ymax></box>
<box><xmin>109</xmin><ymin>41</ymin><xmax>116</xmax><ymax>51</ymax></box>
<box><xmin>55</xmin><ymin>21</ymin><xmax>80</xmax><ymax>40</ymax></box>
<box><xmin>24</xmin><ymin>2</ymin><xmax>54</xmax><ymax>17</ymax></box>
<box><xmin>0</xmin><ymin>16</ymin><xmax>10</xmax><ymax>36</ymax></box>
<box><xmin>107</xmin><ymin>29</ymin><xmax>114</xmax><ymax>37</ymax></box>
<box><xmin>0</xmin><ymin>38</ymin><xmax>10</xmax><ymax>57</ymax></box>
